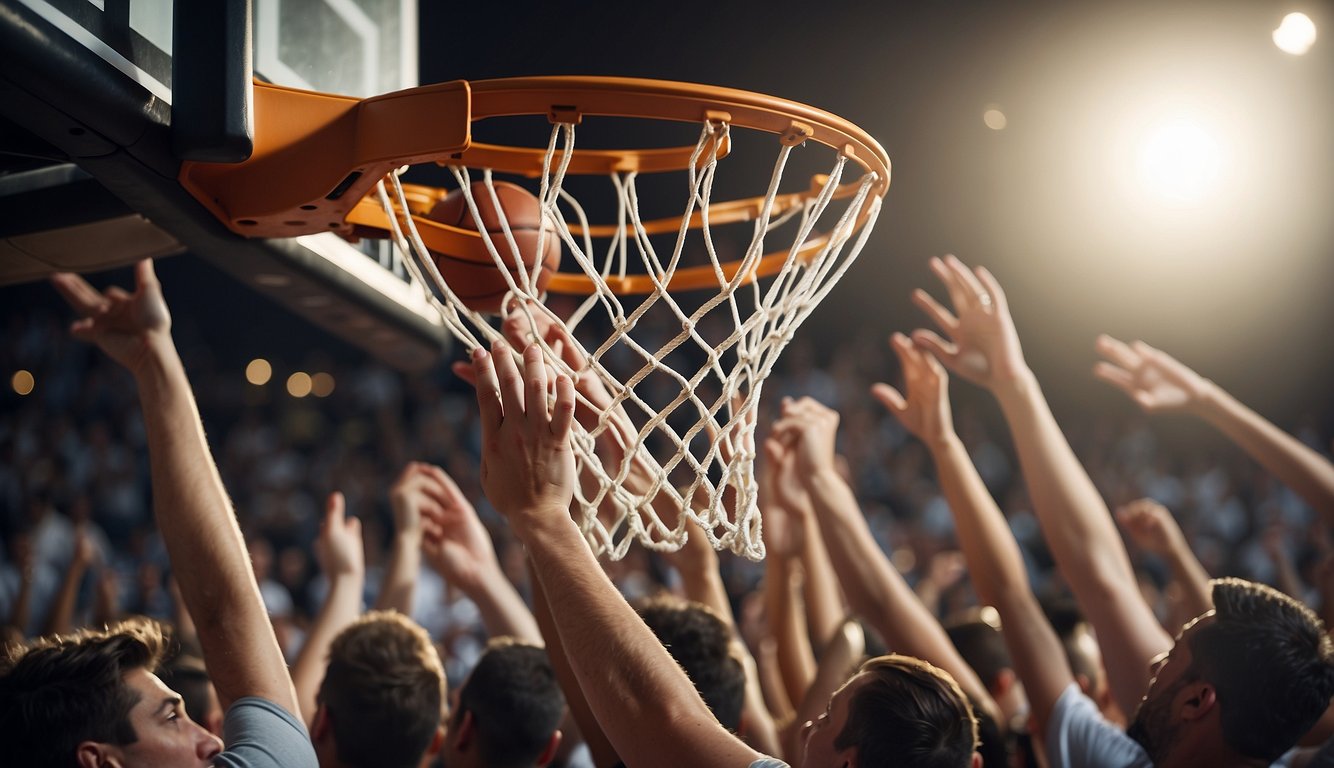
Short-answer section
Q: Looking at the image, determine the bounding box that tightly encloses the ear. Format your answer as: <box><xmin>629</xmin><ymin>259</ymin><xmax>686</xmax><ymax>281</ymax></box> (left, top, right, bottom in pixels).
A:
<box><xmin>311</xmin><ymin>705</ymin><xmax>332</xmax><ymax>741</ymax></box>
<box><xmin>1178</xmin><ymin>682</ymin><xmax>1217</xmax><ymax>722</ymax></box>
<box><xmin>74</xmin><ymin>741</ymin><xmax>111</xmax><ymax>768</ymax></box>
<box><xmin>971</xmin><ymin>752</ymin><xmax>983</xmax><ymax>768</ymax></box>
<box><xmin>454</xmin><ymin>710</ymin><xmax>475</xmax><ymax>750</ymax></box>
<box><xmin>993</xmin><ymin>668</ymin><xmax>1016</xmax><ymax>697</ymax></box>
<box><xmin>425</xmin><ymin>725</ymin><xmax>445</xmax><ymax>757</ymax></box>
<box><xmin>535</xmin><ymin>728</ymin><xmax>563</xmax><ymax>767</ymax></box>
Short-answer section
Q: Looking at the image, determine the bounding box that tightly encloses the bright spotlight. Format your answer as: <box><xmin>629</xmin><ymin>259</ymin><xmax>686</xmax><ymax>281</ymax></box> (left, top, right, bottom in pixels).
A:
<box><xmin>1273</xmin><ymin>12</ymin><xmax>1316</xmax><ymax>55</ymax></box>
<box><xmin>1135</xmin><ymin>118</ymin><xmax>1223</xmax><ymax>204</ymax></box>
<box><xmin>983</xmin><ymin>106</ymin><xmax>1008</xmax><ymax>131</ymax></box>
<box><xmin>11</xmin><ymin>370</ymin><xmax>34</xmax><ymax>396</ymax></box>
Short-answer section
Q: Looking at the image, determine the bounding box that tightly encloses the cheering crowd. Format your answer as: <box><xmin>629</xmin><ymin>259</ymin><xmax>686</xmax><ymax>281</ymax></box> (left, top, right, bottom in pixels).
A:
<box><xmin>2</xmin><ymin>255</ymin><xmax>1333</xmax><ymax>767</ymax></box>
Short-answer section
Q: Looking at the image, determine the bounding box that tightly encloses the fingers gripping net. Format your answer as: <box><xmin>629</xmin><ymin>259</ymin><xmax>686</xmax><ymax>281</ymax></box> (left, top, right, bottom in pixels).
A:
<box><xmin>379</xmin><ymin>119</ymin><xmax>882</xmax><ymax>561</ymax></box>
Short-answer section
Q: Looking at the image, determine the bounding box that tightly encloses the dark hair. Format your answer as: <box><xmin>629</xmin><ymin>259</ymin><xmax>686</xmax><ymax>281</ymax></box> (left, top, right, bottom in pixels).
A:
<box><xmin>318</xmin><ymin>611</ymin><xmax>446</xmax><ymax>768</ymax></box>
<box><xmin>834</xmin><ymin>654</ymin><xmax>979</xmax><ymax>768</ymax></box>
<box><xmin>637</xmin><ymin>597</ymin><xmax>745</xmax><ymax>731</ymax></box>
<box><xmin>945</xmin><ymin>613</ymin><xmax>1012</xmax><ymax>689</ymax></box>
<box><xmin>157</xmin><ymin>655</ymin><xmax>216</xmax><ymax>729</ymax></box>
<box><xmin>1188</xmin><ymin>578</ymin><xmax>1334</xmax><ymax>762</ymax></box>
<box><xmin>0</xmin><ymin>618</ymin><xmax>167</xmax><ymax>767</ymax></box>
<box><xmin>454</xmin><ymin>639</ymin><xmax>566</xmax><ymax>768</ymax></box>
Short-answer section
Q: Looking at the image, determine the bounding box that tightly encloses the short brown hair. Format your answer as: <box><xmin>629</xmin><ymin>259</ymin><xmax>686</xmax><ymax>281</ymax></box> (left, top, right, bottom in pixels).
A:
<box><xmin>317</xmin><ymin>611</ymin><xmax>445</xmax><ymax>768</ymax></box>
<box><xmin>1190</xmin><ymin>579</ymin><xmax>1334</xmax><ymax>762</ymax></box>
<box><xmin>0</xmin><ymin>617</ymin><xmax>168</xmax><ymax>767</ymax></box>
<box><xmin>835</xmin><ymin>654</ymin><xmax>979</xmax><ymax>768</ymax></box>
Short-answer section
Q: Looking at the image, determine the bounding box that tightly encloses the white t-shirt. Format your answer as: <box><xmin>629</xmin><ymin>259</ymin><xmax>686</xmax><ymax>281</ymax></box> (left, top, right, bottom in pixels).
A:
<box><xmin>1046</xmin><ymin>683</ymin><xmax>1152</xmax><ymax>768</ymax></box>
<box><xmin>749</xmin><ymin>760</ymin><xmax>789</xmax><ymax>768</ymax></box>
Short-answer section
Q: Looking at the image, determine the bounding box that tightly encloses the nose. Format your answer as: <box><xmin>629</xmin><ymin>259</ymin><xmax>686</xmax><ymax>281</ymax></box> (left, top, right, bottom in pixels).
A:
<box><xmin>197</xmin><ymin>723</ymin><xmax>224</xmax><ymax>760</ymax></box>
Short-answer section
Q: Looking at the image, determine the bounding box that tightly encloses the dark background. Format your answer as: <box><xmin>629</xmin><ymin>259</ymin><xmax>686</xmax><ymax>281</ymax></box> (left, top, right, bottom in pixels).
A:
<box><xmin>5</xmin><ymin>0</ymin><xmax>1332</xmax><ymax>431</ymax></box>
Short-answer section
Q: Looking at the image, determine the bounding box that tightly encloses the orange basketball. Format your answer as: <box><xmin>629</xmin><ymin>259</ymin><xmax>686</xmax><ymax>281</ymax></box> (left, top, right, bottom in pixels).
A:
<box><xmin>425</xmin><ymin>181</ymin><xmax>561</xmax><ymax>314</ymax></box>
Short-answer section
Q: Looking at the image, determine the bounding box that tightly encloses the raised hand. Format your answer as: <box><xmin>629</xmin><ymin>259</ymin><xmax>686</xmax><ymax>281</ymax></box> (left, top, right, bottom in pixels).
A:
<box><xmin>758</xmin><ymin>440</ymin><xmax>805</xmax><ymax>559</ymax></box>
<box><xmin>414</xmin><ymin>464</ymin><xmax>502</xmax><ymax>593</ymax></box>
<box><xmin>1113</xmin><ymin>498</ymin><xmax>1185</xmax><ymax>557</ymax></box>
<box><xmin>910</xmin><ymin>255</ymin><xmax>1026</xmax><ymax>389</ymax></box>
<box><xmin>871</xmin><ymin>332</ymin><xmax>954</xmax><ymax>445</ymax></box>
<box><xmin>1093</xmin><ymin>335</ymin><xmax>1212</xmax><ymax>413</ymax></box>
<box><xmin>473</xmin><ymin>342</ymin><xmax>577</xmax><ymax>522</ymax></box>
<box><xmin>769</xmin><ymin>397</ymin><xmax>840</xmax><ymax>478</ymax></box>
<box><xmin>50</xmin><ymin>259</ymin><xmax>172</xmax><ymax>373</ymax></box>
<box><xmin>314</xmin><ymin>492</ymin><xmax>364</xmax><ymax>580</ymax></box>
<box><xmin>389</xmin><ymin>462</ymin><xmax>445</xmax><ymax>540</ymax></box>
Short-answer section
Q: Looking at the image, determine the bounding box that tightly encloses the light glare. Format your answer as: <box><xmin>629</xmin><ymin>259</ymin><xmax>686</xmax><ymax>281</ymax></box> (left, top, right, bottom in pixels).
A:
<box><xmin>983</xmin><ymin>107</ymin><xmax>1008</xmax><ymax>130</ymax></box>
<box><xmin>11</xmin><ymin>370</ymin><xmax>35</xmax><ymax>396</ymax></box>
<box><xmin>1135</xmin><ymin>118</ymin><xmax>1223</xmax><ymax>204</ymax></box>
<box><xmin>311</xmin><ymin>372</ymin><xmax>336</xmax><ymax>398</ymax></box>
<box><xmin>246</xmin><ymin>358</ymin><xmax>272</xmax><ymax>385</ymax></box>
<box><xmin>287</xmin><ymin>372</ymin><xmax>312</xmax><ymax>398</ymax></box>
<box><xmin>1273</xmin><ymin>13</ymin><xmax>1317</xmax><ymax>55</ymax></box>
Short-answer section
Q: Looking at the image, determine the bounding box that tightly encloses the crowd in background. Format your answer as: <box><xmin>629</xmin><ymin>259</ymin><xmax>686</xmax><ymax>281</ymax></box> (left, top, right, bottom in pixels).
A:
<box><xmin>4</xmin><ymin>293</ymin><xmax>1330</xmax><ymax>690</ymax></box>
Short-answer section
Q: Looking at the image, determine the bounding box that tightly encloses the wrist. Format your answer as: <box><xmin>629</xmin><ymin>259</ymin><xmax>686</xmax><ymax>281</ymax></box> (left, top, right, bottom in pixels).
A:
<box><xmin>990</xmin><ymin>365</ymin><xmax>1039</xmax><ymax>408</ymax></box>
<box><xmin>1189</xmin><ymin>378</ymin><xmax>1226</xmax><ymax>420</ymax></box>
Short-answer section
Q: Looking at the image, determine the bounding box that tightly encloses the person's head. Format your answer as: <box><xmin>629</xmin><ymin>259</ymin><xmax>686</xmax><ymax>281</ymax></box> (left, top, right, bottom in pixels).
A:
<box><xmin>157</xmin><ymin>655</ymin><xmax>223</xmax><ymax>736</ymax></box>
<box><xmin>443</xmin><ymin>639</ymin><xmax>565</xmax><ymax>768</ymax></box>
<box><xmin>636</xmin><ymin>596</ymin><xmax>745</xmax><ymax>731</ymax></box>
<box><xmin>802</xmin><ymin>654</ymin><xmax>980</xmax><ymax>768</ymax></box>
<box><xmin>945</xmin><ymin>611</ymin><xmax>1012</xmax><ymax>694</ymax></box>
<box><xmin>0</xmin><ymin>618</ymin><xmax>222</xmax><ymax>767</ymax></box>
<box><xmin>1044</xmin><ymin>598</ymin><xmax>1116</xmax><ymax>720</ymax></box>
<box><xmin>1128</xmin><ymin>578</ymin><xmax>1334</xmax><ymax>764</ymax></box>
<box><xmin>315</xmin><ymin>610</ymin><xmax>446</xmax><ymax>768</ymax></box>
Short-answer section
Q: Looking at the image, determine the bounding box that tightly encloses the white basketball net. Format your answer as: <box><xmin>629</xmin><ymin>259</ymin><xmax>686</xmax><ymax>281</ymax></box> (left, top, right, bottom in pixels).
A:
<box><xmin>374</xmin><ymin>118</ymin><xmax>882</xmax><ymax>561</ymax></box>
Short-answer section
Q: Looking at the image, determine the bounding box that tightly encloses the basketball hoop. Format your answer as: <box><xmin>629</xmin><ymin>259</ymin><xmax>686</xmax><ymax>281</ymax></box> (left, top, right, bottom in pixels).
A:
<box><xmin>180</xmin><ymin>76</ymin><xmax>890</xmax><ymax>560</ymax></box>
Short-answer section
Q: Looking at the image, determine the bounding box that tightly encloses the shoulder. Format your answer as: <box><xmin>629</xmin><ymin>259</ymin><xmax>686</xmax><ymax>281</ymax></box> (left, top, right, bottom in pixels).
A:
<box><xmin>214</xmin><ymin>697</ymin><xmax>318</xmax><ymax>768</ymax></box>
<box><xmin>1046</xmin><ymin>684</ymin><xmax>1152</xmax><ymax>768</ymax></box>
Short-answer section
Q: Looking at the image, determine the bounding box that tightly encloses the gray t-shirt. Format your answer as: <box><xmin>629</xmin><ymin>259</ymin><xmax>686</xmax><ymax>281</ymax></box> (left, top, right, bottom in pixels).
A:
<box><xmin>1046</xmin><ymin>683</ymin><xmax>1152</xmax><ymax>768</ymax></box>
<box><xmin>215</xmin><ymin>697</ymin><xmax>318</xmax><ymax>768</ymax></box>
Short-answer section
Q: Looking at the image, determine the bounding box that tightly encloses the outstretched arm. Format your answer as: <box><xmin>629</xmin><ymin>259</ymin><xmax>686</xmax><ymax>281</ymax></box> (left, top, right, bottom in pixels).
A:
<box><xmin>291</xmin><ymin>492</ymin><xmax>365</xmax><ymax>726</ymax></box>
<box><xmin>875</xmin><ymin>333</ymin><xmax>1074</xmax><ymax>732</ymax></box>
<box><xmin>52</xmin><ymin>261</ymin><xmax>299</xmax><ymax>717</ymax></box>
<box><xmin>416</xmin><ymin>462</ymin><xmax>542</xmax><ymax>644</ymax></box>
<box><xmin>769</xmin><ymin>394</ymin><xmax>1000</xmax><ymax>726</ymax></box>
<box><xmin>373</xmin><ymin>462</ymin><xmax>429</xmax><ymax>614</ymax></box>
<box><xmin>911</xmin><ymin>256</ymin><xmax>1170</xmax><ymax>715</ymax></box>
<box><xmin>1096</xmin><ymin>335</ymin><xmax>1334</xmax><ymax>518</ymax></box>
<box><xmin>43</xmin><ymin>526</ymin><xmax>97</xmax><ymax>636</ymax></box>
<box><xmin>471</xmin><ymin>342</ymin><xmax>763</xmax><ymax>768</ymax></box>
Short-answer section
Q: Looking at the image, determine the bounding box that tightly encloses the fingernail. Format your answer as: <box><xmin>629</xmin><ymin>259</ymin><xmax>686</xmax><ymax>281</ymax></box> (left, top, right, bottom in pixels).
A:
<box><xmin>473</xmin><ymin>347</ymin><xmax>488</xmax><ymax>360</ymax></box>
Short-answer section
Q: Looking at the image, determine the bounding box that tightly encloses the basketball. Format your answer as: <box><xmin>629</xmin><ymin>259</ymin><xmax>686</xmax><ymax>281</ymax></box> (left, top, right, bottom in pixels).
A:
<box><xmin>425</xmin><ymin>181</ymin><xmax>561</xmax><ymax>314</ymax></box>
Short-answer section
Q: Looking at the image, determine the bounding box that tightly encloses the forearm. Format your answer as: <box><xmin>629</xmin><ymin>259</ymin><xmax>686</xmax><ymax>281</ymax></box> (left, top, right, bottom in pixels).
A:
<box><xmin>133</xmin><ymin>339</ymin><xmax>295</xmax><ymax>713</ymax></box>
<box><xmin>523</xmin><ymin>510</ymin><xmax>760</xmax><ymax>768</ymax></box>
<box><xmin>765</xmin><ymin>554</ymin><xmax>816</xmax><ymax>706</ymax></box>
<box><xmin>1195</xmin><ymin>385</ymin><xmax>1334</xmax><ymax>517</ymax></box>
<box><xmin>291</xmin><ymin>573</ymin><xmax>364</xmax><ymax>725</ymax></box>
<box><xmin>992</xmin><ymin>369</ymin><xmax>1170</xmax><ymax>711</ymax></box>
<box><xmin>7</xmin><ymin>575</ymin><xmax>33</xmax><ymax>636</ymax></box>
<box><xmin>44</xmin><ymin>561</ymin><xmax>90</xmax><ymax>636</ymax></box>
<box><xmin>373</xmin><ymin>531</ymin><xmax>421</xmax><ymax>614</ymax></box>
<box><xmin>930</xmin><ymin>435</ymin><xmax>1072</xmax><ymax>729</ymax></box>
<box><xmin>799</xmin><ymin>518</ymin><xmax>845</xmax><ymax>653</ymax></box>
<box><xmin>1161</xmin><ymin>535</ymin><xmax>1213</xmax><ymax>620</ymax></box>
<box><xmin>462</xmin><ymin>566</ymin><xmax>542</xmax><ymax>645</ymax></box>
<box><xmin>806</xmin><ymin>469</ymin><xmax>996</xmax><ymax>720</ymax></box>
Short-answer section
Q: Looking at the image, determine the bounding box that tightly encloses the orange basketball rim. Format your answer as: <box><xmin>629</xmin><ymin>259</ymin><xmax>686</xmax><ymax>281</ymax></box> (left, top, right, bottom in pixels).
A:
<box><xmin>178</xmin><ymin>76</ymin><xmax>891</xmax><ymax>296</ymax></box>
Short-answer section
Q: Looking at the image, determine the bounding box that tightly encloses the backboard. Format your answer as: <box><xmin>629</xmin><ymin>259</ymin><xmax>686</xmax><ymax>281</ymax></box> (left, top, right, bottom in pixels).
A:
<box><xmin>0</xmin><ymin>0</ymin><xmax>446</xmax><ymax>370</ymax></box>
